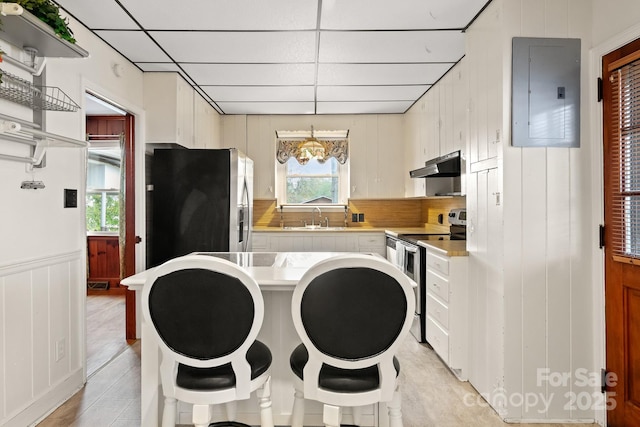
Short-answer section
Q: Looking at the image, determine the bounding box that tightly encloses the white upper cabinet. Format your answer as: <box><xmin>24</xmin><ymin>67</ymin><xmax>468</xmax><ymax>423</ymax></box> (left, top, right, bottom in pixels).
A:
<box><xmin>404</xmin><ymin>60</ymin><xmax>468</xmax><ymax>197</ymax></box>
<box><xmin>350</xmin><ymin>115</ymin><xmax>405</xmax><ymax>198</ymax></box>
<box><xmin>194</xmin><ymin>95</ymin><xmax>219</xmax><ymax>149</ymax></box>
<box><xmin>143</xmin><ymin>72</ymin><xmax>194</xmax><ymax>147</ymax></box>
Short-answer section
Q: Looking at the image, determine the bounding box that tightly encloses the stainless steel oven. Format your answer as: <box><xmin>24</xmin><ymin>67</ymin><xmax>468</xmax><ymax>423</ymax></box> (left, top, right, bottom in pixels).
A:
<box><xmin>396</xmin><ymin>239</ymin><xmax>423</xmax><ymax>342</ymax></box>
<box><xmin>385</xmin><ymin>235</ymin><xmax>401</xmax><ymax>269</ymax></box>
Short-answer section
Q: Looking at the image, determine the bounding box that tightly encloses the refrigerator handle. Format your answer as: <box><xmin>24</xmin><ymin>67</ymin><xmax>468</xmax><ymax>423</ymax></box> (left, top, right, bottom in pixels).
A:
<box><xmin>243</xmin><ymin>178</ymin><xmax>251</xmax><ymax>252</ymax></box>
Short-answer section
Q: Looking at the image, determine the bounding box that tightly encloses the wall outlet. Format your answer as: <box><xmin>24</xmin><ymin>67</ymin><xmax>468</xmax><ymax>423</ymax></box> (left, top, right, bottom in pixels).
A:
<box><xmin>55</xmin><ymin>338</ymin><xmax>65</xmax><ymax>362</ymax></box>
<box><xmin>358</xmin><ymin>213</ymin><xmax>365</xmax><ymax>222</ymax></box>
<box><xmin>351</xmin><ymin>213</ymin><xmax>358</xmax><ymax>222</ymax></box>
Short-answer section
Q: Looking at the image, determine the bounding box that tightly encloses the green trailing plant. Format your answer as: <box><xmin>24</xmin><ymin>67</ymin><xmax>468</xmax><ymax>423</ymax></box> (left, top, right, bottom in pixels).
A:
<box><xmin>2</xmin><ymin>0</ymin><xmax>76</xmax><ymax>43</ymax></box>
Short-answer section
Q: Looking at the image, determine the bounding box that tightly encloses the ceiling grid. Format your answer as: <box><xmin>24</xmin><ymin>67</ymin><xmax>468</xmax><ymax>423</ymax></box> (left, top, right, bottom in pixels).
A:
<box><xmin>55</xmin><ymin>0</ymin><xmax>491</xmax><ymax>115</ymax></box>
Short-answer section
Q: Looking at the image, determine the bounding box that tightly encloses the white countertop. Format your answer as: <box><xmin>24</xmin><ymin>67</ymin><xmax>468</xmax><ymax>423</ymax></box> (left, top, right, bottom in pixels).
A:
<box><xmin>121</xmin><ymin>252</ymin><xmax>390</xmax><ymax>291</ymax></box>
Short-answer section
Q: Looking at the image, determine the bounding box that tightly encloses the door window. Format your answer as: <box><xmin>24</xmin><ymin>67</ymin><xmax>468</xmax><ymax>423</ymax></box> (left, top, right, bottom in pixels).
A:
<box><xmin>608</xmin><ymin>57</ymin><xmax>640</xmax><ymax>261</ymax></box>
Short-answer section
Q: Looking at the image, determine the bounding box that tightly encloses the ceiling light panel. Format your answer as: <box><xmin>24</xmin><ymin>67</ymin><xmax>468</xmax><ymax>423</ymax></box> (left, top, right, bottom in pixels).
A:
<box><xmin>217</xmin><ymin>102</ymin><xmax>315</xmax><ymax>115</ymax></box>
<box><xmin>150</xmin><ymin>31</ymin><xmax>316</xmax><ymax>63</ymax></box>
<box><xmin>317</xmin><ymin>101</ymin><xmax>414</xmax><ymax>114</ymax></box>
<box><xmin>319</xmin><ymin>31</ymin><xmax>464</xmax><ymax>63</ymax></box>
<box><xmin>95</xmin><ymin>31</ymin><xmax>171</xmax><ymax>62</ymax></box>
<box><xmin>57</xmin><ymin>0</ymin><xmax>138</xmax><ymax>30</ymax></box>
<box><xmin>318</xmin><ymin>63</ymin><xmax>454</xmax><ymax>86</ymax></box>
<box><xmin>117</xmin><ymin>0</ymin><xmax>318</xmax><ymax>30</ymax></box>
<box><xmin>202</xmin><ymin>86</ymin><xmax>314</xmax><ymax>102</ymax></box>
<box><xmin>181</xmin><ymin>64</ymin><xmax>316</xmax><ymax>86</ymax></box>
<box><xmin>320</xmin><ymin>0</ymin><xmax>490</xmax><ymax>30</ymax></box>
<box><xmin>316</xmin><ymin>85</ymin><xmax>430</xmax><ymax>102</ymax></box>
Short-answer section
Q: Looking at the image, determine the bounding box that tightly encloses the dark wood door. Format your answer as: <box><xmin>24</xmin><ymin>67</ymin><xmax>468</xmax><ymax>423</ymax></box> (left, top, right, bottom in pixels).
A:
<box><xmin>86</xmin><ymin>114</ymin><xmax>137</xmax><ymax>339</ymax></box>
<box><xmin>603</xmin><ymin>38</ymin><xmax>640</xmax><ymax>426</ymax></box>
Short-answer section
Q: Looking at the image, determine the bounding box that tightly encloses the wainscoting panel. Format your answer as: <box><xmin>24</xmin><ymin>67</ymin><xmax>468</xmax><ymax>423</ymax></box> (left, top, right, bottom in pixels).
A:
<box><xmin>0</xmin><ymin>251</ymin><xmax>85</xmax><ymax>426</ymax></box>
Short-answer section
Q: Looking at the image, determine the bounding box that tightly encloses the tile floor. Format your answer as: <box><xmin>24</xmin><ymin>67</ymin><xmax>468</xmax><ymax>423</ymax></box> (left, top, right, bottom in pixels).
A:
<box><xmin>37</xmin><ymin>336</ymin><xmax>597</xmax><ymax>427</ymax></box>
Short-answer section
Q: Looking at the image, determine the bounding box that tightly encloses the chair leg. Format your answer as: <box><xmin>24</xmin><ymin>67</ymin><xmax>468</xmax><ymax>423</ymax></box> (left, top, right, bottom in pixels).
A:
<box><xmin>257</xmin><ymin>376</ymin><xmax>274</xmax><ymax>427</ymax></box>
<box><xmin>323</xmin><ymin>404</ymin><xmax>342</xmax><ymax>427</ymax></box>
<box><xmin>225</xmin><ymin>400</ymin><xmax>237</xmax><ymax>421</ymax></box>
<box><xmin>352</xmin><ymin>405</ymin><xmax>363</xmax><ymax>426</ymax></box>
<box><xmin>387</xmin><ymin>387</ymin><xmax>403</xmax><ymax>427</ymax></box>
<box><xmin>162</xmin><ymin>396</ymin><xmax>177</xmax><ymax>427</ymax></box>
<box><xmin>192</xmin><ymin>404</ymin><xmax>212</xmax><ymax>427</ymax></box>
<box><xmin>291</xmin><ymin>387</ymin><xmax>305</xmax><ymax>427</ymax></box>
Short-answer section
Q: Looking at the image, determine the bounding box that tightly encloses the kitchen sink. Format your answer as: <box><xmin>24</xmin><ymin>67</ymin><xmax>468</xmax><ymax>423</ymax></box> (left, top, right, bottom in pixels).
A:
<box><xmin>283</xmin><ymin>226</ymin><xmax>347</xmax><ymax>231</ymax></box>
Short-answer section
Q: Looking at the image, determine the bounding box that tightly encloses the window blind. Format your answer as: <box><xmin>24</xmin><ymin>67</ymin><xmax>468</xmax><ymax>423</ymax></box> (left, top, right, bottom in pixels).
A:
<box><xmin>609</xmin><ymin>59</ymin><xmax>640</xmax><ymax>261</ymax></box>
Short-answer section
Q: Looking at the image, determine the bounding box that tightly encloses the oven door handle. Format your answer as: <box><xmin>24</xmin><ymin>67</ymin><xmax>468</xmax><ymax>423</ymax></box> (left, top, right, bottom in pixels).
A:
<box><xmin>403</xmin><ymin>244</ymin><xmax>418</xmax><ymax>254</ymax></box>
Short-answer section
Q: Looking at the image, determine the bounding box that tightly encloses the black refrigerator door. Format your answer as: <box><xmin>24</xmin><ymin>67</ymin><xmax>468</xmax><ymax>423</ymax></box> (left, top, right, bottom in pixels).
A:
<box><xmin>151</xmin><ymin>149</ymin><xmax>231</xmax><ymax>266</ymax></box>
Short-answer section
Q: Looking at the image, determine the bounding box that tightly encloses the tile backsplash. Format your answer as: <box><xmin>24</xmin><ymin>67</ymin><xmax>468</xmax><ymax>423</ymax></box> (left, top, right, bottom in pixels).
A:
<box><xmin>253</xmin><ymin>197</ymin><xmax>466</xmax><ymax>228</ymax></box>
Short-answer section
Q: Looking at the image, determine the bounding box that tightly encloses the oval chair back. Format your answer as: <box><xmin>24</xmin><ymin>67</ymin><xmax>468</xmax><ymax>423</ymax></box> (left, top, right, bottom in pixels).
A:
<box><xmin>142</xmin><ymin>254</ymin><xmax>273</xmax><ymax>427</ymax></box>
<box><xmin>291</xmin><ymin>253</ymin><xmax>415</xmax><ymax>408</ymax></box>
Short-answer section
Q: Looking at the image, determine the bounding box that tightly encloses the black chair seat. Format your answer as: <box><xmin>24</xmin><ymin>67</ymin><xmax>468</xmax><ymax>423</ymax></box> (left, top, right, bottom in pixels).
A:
<box><xmin>177</xmin><ymin>340</ymin><xmax>272</xmax><ymax>391</ymax></box>
<box><xmin>290</xmin><ymin>344</ymin><xmax>400</xmax><ymax>393</ymax></box>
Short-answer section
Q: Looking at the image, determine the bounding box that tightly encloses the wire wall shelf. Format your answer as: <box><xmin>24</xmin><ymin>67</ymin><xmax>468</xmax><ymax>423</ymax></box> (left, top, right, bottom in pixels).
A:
<box><xmin>0</xmin><ymin>68</ymin><xmax>79</xmax><ymax>112</ymax></box>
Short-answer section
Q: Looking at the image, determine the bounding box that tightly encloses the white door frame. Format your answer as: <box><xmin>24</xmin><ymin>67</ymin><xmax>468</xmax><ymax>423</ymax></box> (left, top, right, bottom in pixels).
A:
<box><xmin>81</xmin><ymin>77</ymin><xmax>147</xmax><ymax>338</ymax></box>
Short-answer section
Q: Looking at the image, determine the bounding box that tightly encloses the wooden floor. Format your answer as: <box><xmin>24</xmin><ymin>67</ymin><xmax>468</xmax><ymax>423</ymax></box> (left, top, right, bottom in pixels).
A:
<box><xmin>38</xmin><ymin>297</ymin><xmax>596</xmax><ymax>426</ymax></box>
<box><xmin>86</xmin><ymin>294</ymin><xmax>129</xmax><ymax>377</ymax></box>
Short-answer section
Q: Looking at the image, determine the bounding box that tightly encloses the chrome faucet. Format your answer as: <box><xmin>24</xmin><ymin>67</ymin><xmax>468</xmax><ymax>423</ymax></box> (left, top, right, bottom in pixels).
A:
<box><xmin>311</xmin><ymin>207</ymin><xmax>322</xmax><ymax>226</ymax></box>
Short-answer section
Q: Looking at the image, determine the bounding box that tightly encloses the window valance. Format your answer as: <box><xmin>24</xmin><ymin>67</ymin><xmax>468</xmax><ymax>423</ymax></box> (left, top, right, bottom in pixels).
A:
<box><xmin>276</xmin><ymin>139</ymin><xmax>349</xmax><ymax>165</ymax></box>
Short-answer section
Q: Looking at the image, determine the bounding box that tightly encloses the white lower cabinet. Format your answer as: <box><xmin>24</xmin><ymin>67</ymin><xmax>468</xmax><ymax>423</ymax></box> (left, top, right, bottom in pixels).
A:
<box><xmin>425</xmin><ymin>246</ymin><xmax>468</xmax><ymax>380</ymax></box>
<box><xmin>252</xmin><ymin>231</ymin><xmax>384</xmax><ymax>255</ymax></box>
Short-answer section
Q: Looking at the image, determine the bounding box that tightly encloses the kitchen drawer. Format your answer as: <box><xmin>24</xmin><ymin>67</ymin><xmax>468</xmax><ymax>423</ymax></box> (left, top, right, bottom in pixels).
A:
<box><xmin>427</xmin><ymin>293</ymin><xmax>449</xmax><ymax>329</ymax></box>
<box><xmin>426</xmin><ymin>250</ymin><xmax>449</xmax><ymax>276</ymax></box>
<box><xmin>426</xmin><ymin>316</ymin><xmax>449</xmax><ymax>363</ymax></box>
<box><xmin>426</xmin><ymin>269</ymin><xmax>449</xmax><ymax>303</ymax></box>
<box><xmin>357</xmin><ymin>234</ymin><xmax>385</xmax><ymax>246</ymax></box>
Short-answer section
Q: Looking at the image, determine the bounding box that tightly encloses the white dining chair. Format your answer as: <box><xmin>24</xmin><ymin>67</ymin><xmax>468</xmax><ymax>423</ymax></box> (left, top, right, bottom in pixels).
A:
<box><xmin>289</xmin><ymin>253</ymin><xmax>415</xmax><ymax>427</ymax></box>
<box><xmin>142</xmin><ymin>254</ymin><xmax>274</xmax><ymax>427</ymax></box>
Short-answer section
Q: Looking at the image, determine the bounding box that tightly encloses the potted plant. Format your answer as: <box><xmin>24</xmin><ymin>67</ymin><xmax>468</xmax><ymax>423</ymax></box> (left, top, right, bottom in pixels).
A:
<box><xmin>1</xmin><ymin>0</ymin><xmax>76</xmax><ymax>43</ymax></box>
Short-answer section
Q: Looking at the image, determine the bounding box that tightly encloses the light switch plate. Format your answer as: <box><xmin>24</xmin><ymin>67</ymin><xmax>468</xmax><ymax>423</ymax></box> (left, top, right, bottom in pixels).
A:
<box><xmin>64</xmin><ymin>189</ymin><xmax>77</xmax><ymax>208</ymax></box>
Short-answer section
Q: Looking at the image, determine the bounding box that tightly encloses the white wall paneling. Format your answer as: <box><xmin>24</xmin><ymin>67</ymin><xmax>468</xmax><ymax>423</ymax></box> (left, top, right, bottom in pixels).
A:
<box><xmin>0</xmin><ymin>9</ymin><xmax>146</xmax><ymax>424</ymax></box>
<box><xmin>465</xmin><ymin>0</ymin><xmax>596</xmax><ymax>422</ymax></box>
<box><xmin>0</xmin><ymin>252</ymin><xmax>84</xmax><ymax>426</ymax></box>
<box><xmin>225</xmin><ymin>114</ymin><xmax>406</xmax><ymax>200</ymax></box>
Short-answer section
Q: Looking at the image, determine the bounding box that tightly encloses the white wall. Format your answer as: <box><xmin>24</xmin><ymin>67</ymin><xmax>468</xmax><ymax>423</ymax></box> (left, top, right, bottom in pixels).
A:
<box><xmin>404</xmin><ymin>0</ymin><xmax>603</xmax><ymax>423</ymax></box>
<box><xmin>0</xmin><ymin>13</ymin><xmax>144</xmax><ymax>426</ymax></box>
<box><xmin>221</xmin><ymin>114</ymin><xmax>406</xmax><ymax>200</ymax></box>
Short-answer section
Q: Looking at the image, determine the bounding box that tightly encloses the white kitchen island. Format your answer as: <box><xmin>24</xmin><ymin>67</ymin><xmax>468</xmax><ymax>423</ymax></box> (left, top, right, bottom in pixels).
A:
<box><xmin>121</xmin><ymin>252</ymin><xmax>390</xmax><ymax>427</ymax></box>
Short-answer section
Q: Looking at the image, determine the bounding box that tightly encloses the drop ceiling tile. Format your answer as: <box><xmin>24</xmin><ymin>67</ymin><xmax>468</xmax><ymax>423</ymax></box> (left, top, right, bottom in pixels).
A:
<box><xmin>150</xmin><ymin>31</ymin><xmax>316</xmax><ymax>63</ymax></box>
<box><xmin>317</xmin><ymin>85</ymin><xmax>430</xmax><ymax>102</ymax></box>
<box><xmin>118</xmin><ymin>0</ymin><xmax>318</xmax><ymax>30</ymax></box>
<box><xmin>318</xmin><ymin>63</ymin><xmax>454</xmax><ymax>86</ymax></box>
<box><xmin>135</xmin><ymin>63</ymin><xmax>181</xmax><ymax>72</ymax></box>
<box><xmin>317</xmin><ymin>101</ymin><xmax>414</xmax><ymax>114</ymax></box>
<box><xmin>181</xmin><ymin>63</ymin><xmax>316</xmax><ymax>86</ymax></box>
<box><xmin>319</xmin><ymin>31</ymin><xmax>464</xmax><ymax>63</ymax></box>
<box><xmin>95</xmin><ymin>31</ymin><xmax>171</xmax><ymax>62</ymax></box>
<box><xmin>57</xmin><ymin>0</ymin><xmax>138</xmax><ymax>30</ymax></box>
<box><xmin>321</xmin><ymin>0</ymin><xmax>490</xmax><ymax>30</ymax></box>
<box><xmin>202</xmin><ymin>86</ymin><xmax>314</xmax><ymax>102</ymax></box>
<box><xmin>218</xmin><ymin>102</ymin><xmax>315</xmax><ymax>115</ymax></box>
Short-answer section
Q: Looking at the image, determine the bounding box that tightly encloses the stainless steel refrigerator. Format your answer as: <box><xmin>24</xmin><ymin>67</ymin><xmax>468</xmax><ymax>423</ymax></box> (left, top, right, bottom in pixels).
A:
<box><xmin>150</xmin><ymin>148</ymin><xmax>253</xmax><ymax>266</ymax></box>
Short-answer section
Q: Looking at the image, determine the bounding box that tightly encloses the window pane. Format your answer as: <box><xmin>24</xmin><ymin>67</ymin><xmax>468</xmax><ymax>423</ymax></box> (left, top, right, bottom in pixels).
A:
<box><xmin>286</xmin><ymin>177</ymin><xmax>339</xmax><ymax>203</ymax></box>
<box><xmin>285</xmin><ymin>157</ymin><xmax>339</xmax><ymax>203</ymax></box>
<box><xmin>87</xmin><ymin>146</ymin><xmax>121</xmax><ymax>190</ymax></box>
<box><xmin>86</xmin><ymin>192</ymin><xmax>120</xmax><ymax>232</ymax></box>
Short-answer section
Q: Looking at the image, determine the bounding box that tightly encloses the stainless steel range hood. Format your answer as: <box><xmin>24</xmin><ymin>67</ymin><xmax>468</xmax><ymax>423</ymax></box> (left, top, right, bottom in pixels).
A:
<box><xmin>409</xmin><ymin>150</ymin><xmax>461</xmax><ymax>178</ymax></box>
